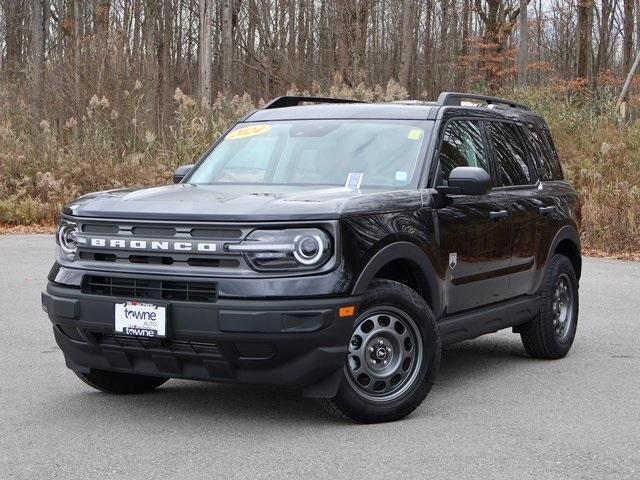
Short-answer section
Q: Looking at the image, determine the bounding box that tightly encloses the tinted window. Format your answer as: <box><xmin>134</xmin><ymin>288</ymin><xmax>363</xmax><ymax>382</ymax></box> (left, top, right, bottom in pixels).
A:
<box><xmin>488</xmin><ymin>122</ymin><xmax>532</xmax><ymax>186</ymax></box>
<box><xmin>439</xmin><ymin>120</ymin><xmax>489</xmax><ymax>180</ymax></box>
<box><xmin>523</xmin><ymin>127</ymin><xmax>553</xmax><ymax>180</ymax></box>
<box><xmin>536</xmin><ymin>129</ymin><xmax>563</xmax><ymax>180</ymax></box>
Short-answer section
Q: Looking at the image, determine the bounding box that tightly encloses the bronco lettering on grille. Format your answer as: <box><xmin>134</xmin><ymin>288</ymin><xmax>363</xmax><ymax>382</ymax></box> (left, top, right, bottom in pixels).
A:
<box><xmin>89</xmin><ymin>238</ymin><xmax>217</xmax><ymax>252</ymax></box>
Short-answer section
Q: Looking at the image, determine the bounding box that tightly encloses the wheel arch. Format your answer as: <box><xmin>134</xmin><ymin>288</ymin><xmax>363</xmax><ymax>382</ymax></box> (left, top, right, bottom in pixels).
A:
<box><xmin>351</xmin><ymin>242</ymin><xmax>442</xmax><ymax>315</ymax></box>
<box><xmin>548</xmin><ymin>225</ymin><xmax>582</xmax><ymax>280</ymax></box>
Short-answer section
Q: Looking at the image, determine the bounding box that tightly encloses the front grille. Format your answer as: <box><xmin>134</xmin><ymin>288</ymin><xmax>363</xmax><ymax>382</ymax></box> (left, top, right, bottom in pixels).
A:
<box><xmin>96</xmin><ymin>333</ymin><xmax>221</xmax><ymax>355</ymax></box>
<box><xmin>76</xmin><ymin>220</ymin><xmax>247</xmax><ymax>270</ymax></box>
<box><xmin>81</xmin><ymin>222</ymin><xmax>243</xmax><ymax>239</ymax></box>
<box><xmin>82</xmin><ymin>275</ymin><xmax>217</xmax><ymax>302</ymax></box>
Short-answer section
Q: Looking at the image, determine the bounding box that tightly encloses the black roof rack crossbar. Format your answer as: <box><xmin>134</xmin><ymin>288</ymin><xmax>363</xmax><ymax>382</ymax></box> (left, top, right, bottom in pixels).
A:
<box><xmin>436</xmin><ymin>92</ymin><xmax>530</xmax><ymax>111</ymax></box>
<box><xmin>262</xmin><ymin>96</ymin><xmax>365</xmax><ymax>109</ymax></box>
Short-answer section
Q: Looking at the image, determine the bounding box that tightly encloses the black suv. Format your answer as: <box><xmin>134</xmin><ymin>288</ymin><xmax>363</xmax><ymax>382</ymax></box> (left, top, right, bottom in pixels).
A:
<box><xmin>42</xmin><ymin>92</ymin><xmax>581</xmax><ymax>423</ymax></box>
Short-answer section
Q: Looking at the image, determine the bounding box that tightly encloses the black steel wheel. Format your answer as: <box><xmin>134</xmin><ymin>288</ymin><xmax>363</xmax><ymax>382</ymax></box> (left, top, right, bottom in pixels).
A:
<box><xmin>520</xmin><ymin>254</ymin><xmax>579</xmax><ymax>359</ymax></box>
<box><xmin>319</xmin><ymin>279</ymin><xmax>440</xmax><ymax>423</ymax></box>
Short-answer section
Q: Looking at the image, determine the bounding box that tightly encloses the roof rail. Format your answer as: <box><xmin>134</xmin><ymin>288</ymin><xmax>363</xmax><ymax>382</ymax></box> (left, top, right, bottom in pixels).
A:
<box><xmin>262</xmin><ymin>95</ymin><xmax>364</xmax><ymax>109</ymax></box>
<box><xmin>436</xmin><ymin>92</ymin><xmax>530</xmax><ymax>111</ymax></box>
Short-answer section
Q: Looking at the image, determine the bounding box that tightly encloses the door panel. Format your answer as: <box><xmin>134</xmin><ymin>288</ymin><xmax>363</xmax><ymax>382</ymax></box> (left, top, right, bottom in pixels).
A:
<box><xmin>506</xmin><ymin>126</ymin><xmax>568</xmax><ymax>296</ymax></box>
<box><xmin>437</xmin><ymin>191</ymin><xmax>512</xmax><ymax>313</ymax></box>
<box><xmin>433</xmin><ymin>118</ymin><xmax>513</xmax><ymax>314</ymax></box>
<box><xmin>505</xmin><ymin>188</ymin><xmax>544</xmax><ymax>296</ymax></box>
<box><xmin>486</xmin><ymin>121</ymin><xmax>539</xmax><ymax>299</ymax></box>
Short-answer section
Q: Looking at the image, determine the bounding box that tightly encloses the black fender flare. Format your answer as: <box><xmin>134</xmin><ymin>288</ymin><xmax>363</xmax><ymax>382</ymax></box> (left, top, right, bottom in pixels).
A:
<box><xmin>545</xmin><ymin>224</ymin><xmax>582</xmax><ymax>279</ymax></box>
<box><xmin>351</xmin><ymin>241</ymin><xmax>442</xmax><ymax>315</ymax></box>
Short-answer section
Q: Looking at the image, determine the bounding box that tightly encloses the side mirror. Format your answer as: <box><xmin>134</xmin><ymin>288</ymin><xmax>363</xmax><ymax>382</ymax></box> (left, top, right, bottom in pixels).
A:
<box><xmin>437</xmin><ymin>166</ymin><xmax>492</xmax><ymax>196</ymax></box>
<box><xmin>173</xmin><ymin>164</ymin><xmax>194</xmax><ymax>184</ymax></box>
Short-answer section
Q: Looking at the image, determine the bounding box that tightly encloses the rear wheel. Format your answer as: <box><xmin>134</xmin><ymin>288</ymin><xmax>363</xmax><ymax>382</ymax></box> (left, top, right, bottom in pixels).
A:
<box><xmin>319</xmin><ymin>280</ymin><xmax>440</xmax><ymax>423</ymax></box>
<box><xmin>520</xmin><ymin>254</ymin><xmax>579</xmax><ymax>359</ymax></box>
<box><xmin>75</xmin><ymin>369</ymin><xmax>168</xmax><ymax>394</ymax></box>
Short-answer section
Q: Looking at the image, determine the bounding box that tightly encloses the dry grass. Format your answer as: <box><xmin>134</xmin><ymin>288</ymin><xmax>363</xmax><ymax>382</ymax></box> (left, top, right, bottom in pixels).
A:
<box><xmin>0</xmin><ymin>223</ymin><xmax>55</xmax><ymax>235</ymax></box>
<box><xmin>0</xmin><ymin>82</ymin><xmax>639</xmax><ymax>255</ymax></box>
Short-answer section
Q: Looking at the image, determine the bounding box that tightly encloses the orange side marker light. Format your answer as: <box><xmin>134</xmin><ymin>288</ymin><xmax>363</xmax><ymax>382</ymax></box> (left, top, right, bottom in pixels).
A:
<box><xmin>339</xmin><ymin>305</ymin><xmax>356</xmax><ymax>318</ymax></box>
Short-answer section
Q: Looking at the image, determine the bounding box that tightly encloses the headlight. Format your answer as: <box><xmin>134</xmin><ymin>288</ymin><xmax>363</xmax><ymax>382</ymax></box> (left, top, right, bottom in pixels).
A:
<box><xmin>227</xmin><ymin>228</ymin><xmax>332</xmax><ymax>271</ymax></box>
<box><xmin>56</xmin><ymin>219</ymin><xmax>80</xmax><ymax>259</ymax></box>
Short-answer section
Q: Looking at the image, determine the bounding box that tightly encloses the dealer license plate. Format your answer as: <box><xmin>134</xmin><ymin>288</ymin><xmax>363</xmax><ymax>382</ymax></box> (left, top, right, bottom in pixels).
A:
<box><xmin>114</xmin><ymin>301</ymin><xmax>167</xmax><ymax>338</ymax></box>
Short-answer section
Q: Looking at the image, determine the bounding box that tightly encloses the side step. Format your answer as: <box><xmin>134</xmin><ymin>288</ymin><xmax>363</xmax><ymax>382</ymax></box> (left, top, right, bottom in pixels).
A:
<box><xmin>438</xmin><ymin>296</ymin><xmax>540</xmax><ymax>346</ymax></box>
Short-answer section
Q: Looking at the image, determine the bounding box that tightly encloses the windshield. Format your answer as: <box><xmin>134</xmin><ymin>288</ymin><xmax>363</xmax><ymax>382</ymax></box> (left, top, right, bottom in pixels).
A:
<box><xmin>188</xmin><ymin>120</ymin><xmax>431</xmax><ymax>189</ymax></box>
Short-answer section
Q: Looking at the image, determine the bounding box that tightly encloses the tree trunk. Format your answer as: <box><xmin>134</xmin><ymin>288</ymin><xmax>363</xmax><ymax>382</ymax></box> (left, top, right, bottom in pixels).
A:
<box><xmin>576</xmin><ymin>0</ymin><xmax>592</xmax><ymax>79</ymax></box>
<box><xmin>2</xmin><ymin>0</ymin><xmax>25</xmax><ymax>79</ymax></box>
<box><xmin>517</xmin><ymin>0</ymin><xmax>529</xmax><ymax>85</ymax></box>
<box><xmin>616</xmin><ymin>46</ymin><xmax>640</xmax><ymax>123</ymax></box>
<box><xmin>336</xmin><ymin>1</ymin><xmax>355</xmax><ymax>85</ymax></box>
<box><xmin>456</xmin><ymin>0</ymin><xmax>470</xmax><ymax>89</ymax></box>
<box><xmin>197</xmin><ymin>0</ymin><xmax>212</xmax><ymax>106</ymax></box>
<box><xmin>398</xmin><ymin>0</ymin><xmax>416</xmax><ymax>92</ymax></box>
<box><xmin>221</xmin><ymin>0</ymin><xmax>234</xmax><ymax>91</ymax></box>
<box><xmin>624</xmin><ymin>0</ymin><xmax>634</xmax><ymax>77</ymax></box>
<box><xmin>95</xmin><ymin>0</ymin><xmax>111</xmax><ymax>36</ymax></box>
<box><xmin>424</xmin><ymin>1</ymin><xmax>433</xmax><ymax>97</ymax></box>
<box><xmin>30</xmin><ymin>0</ymin><xmax>45</xmax><ymax>109</ymax></box>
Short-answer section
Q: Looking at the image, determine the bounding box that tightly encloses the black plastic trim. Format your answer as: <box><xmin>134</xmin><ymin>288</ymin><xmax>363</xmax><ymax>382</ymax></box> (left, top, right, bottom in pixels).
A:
<box><xmin>438</xmin><ymin>295</ymin><xmax>541</xmax><ymax>345</ymax></box>
<box><xmin>351</xmin><ymin>241</ymin><xmax>442</xmax><ymax>315</ymax></box>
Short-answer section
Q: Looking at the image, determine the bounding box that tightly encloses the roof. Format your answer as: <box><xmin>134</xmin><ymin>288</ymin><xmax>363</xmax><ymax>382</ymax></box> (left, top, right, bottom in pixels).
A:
<box><xmin>244</xmin><ymin>94</ymin><xmax>548</xmax><ymax>129</ymax></box>
<box><xmin>246</xmin><ymin>103</ymin><xmax>437</xmax><ymax>121</ymax></box>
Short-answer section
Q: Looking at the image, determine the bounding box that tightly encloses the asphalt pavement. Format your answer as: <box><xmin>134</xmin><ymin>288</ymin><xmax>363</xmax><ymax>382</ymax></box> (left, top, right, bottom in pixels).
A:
<box><xmin>1</xmin><ymin>234</ymin><xmax>639</xmax><ymax>479</ymax></box>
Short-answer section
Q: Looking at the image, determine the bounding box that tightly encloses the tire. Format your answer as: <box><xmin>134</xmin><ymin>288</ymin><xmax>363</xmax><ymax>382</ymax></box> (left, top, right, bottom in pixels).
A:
<box><xmin>520</xmin><ymin>254</ymin><xmax>579</xmax><ymax>359</ymax></box>
<box><xmin>75</xmin><ymin>369</ymin><xmax>169</xmax><ymax>394</ymax></box>
<box><xmin>319</xmin><ymin>279</ymin><xmax>441</xmax><ymax>423</ymax></box>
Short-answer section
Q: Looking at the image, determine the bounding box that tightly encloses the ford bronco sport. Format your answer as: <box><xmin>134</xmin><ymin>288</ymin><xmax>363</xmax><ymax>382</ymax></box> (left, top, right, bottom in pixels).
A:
<box><xmin>42</xmin><ymin>92</ymin><xmax>581</xmax><ymax>423</ymax></box>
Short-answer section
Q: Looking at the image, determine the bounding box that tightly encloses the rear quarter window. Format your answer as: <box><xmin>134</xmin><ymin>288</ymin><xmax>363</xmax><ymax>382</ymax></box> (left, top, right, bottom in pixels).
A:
<box><xmin>525</xmin><ymin>127</ymin><xmax>564</xmax><ymax>181</ymax></box>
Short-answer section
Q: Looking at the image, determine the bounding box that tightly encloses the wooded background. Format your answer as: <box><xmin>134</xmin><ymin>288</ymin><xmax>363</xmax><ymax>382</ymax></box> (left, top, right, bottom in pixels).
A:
<box><xmin>1</xmin><ymin>0</ymin><xmax>638</xmax><ymax>121</ymax></box>
<box><xmin>0</xmin><ymin>0</ymin><xmax>639</xmax><ymax>255</ymax></box>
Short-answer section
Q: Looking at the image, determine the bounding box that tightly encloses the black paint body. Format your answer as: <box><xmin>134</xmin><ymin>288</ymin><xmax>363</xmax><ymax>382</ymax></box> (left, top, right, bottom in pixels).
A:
<box><xmin>42</xmin><ymin>101</ymin><xmax>581</xmax><ymax>396</ymax></box>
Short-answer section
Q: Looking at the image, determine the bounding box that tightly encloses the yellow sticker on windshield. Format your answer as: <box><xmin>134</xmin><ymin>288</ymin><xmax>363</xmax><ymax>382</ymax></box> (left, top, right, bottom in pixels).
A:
<box><xmin>407</xmin><ymin>128</ymin><xmax>423</xmax><ymax>140</ymax></box>
<box><xmin>226</xmin><ymin>124</ymin><xmax>272</xmax><ymax>140</ymax></box>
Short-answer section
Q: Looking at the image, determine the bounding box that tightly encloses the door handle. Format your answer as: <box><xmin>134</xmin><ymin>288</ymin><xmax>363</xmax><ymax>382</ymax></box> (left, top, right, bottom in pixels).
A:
<box><xmin>538</xmin><ymin>206</ymin><xmax>555</xmax><ymax>215</ymax></box>
<box><xmin>489</xmin><ymin>209</ymin><xmax>509</xmax><ymax>220</ymax></box>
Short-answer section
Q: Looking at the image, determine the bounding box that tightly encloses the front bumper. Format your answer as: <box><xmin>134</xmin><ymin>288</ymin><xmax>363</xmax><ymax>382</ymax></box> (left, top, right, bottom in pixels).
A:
<box><xmin>42</xmin><ymin>282</ymin><xmax>361</xmax><ymax>397</ymax></box>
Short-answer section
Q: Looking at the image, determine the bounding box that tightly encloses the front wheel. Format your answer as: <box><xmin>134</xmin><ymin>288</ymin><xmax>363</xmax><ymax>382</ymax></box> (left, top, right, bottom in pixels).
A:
<box><xmin>75</xmin><ymin>369</ymin><xmax>169</xmax><ymax>394</ymax></box>
<box><xmin>319</xmin><ymin>280</ymin><xmax>441</xmax><ymax>423</ymax></box>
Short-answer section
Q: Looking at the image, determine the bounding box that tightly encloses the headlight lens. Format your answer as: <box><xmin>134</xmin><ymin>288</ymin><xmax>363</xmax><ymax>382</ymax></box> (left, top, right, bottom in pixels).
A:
<box><xmin>56</xmin><ymin>219</ymin><xmax>80</xmax><ymax>259</ymax></box>
<box><xmin>227</xmin><ymin>228</ymin><xmax>332</xmax><ymax>271</ymax></box>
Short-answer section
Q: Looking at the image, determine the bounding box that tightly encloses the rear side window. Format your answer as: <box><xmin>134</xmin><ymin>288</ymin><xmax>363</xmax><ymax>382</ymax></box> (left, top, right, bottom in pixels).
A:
<box><xmin>439</xmin><ymin>120</ymin><xmax>489</xmax><ymax>180</ymax></box>
<box><xmin>487</xmin><ymin>121</ymin><xmax>532</xmax><ymax>186</ymax></box>
<box><xmin>535</xmin><ymin>129</ymin><xmax>563</xmax><ymax>180</ymax></box>
<box><xmin>522</xmin><ymin>127</ymin><xmax>563</xmax><ymax>181</ymax></box>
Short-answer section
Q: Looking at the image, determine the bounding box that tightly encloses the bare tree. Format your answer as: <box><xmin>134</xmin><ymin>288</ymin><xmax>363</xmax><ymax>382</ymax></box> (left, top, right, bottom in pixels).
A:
<box><xmin>474</xmin><ymin>0</ymin><xmax>525</xmax><ymax>88</ymax></box>
<box><xmin>197</xmin><ymin>0</ymin><xmax>212</xmax><ymax>105</ymax></box>
<box><xmin>398</xmin><ymin>0</ymin><xmax>417</xmax><ymax>91</ymax></box>
<box><xmin>95</xmin><ymin>0</ymin><xmax>111</xmax><ymax>36</ymax></box>
<box><xmin>576</xmin><ymin>0</ymin><xmax>593</xmax><ymax>79</ymax></box>
<box><xmin>221</xmin><ymin>0</ymin><xmax>234</xmax><ymax>91</ymax></box>
<box><xmin>1</xmin><ymin>0</ymin><xmax>639</xmax><ymax>131</ymax></box>
<box><xmin>517</xmin><ymin>0</ymin><xmax>529</xmax><ymax>85</ymax></box>
<box><xmin>624</xmin><ymin>0</ymin><xmax>634</xmax><ymax>76</ymax></box>
<box><xmin>30</xmin><ymin>0</ymin><xmax>44</xmax><ymax>104</ymax></box>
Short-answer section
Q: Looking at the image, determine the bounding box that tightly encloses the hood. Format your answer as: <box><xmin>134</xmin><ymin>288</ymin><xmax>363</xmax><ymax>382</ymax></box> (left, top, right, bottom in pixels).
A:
<box><xmin>63</xmin><ymin>183</ymin><xmax>424</xmax><ymax>222</ymax></box>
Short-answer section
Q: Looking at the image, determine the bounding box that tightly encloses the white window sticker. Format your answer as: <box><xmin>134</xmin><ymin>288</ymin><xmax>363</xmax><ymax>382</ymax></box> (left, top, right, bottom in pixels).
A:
<box><xmin>395</xmin><ymin>171</ymin><xmax>408</xmax><ymax>182</ymax></box>
<box><xmin>345</xmin><ymin>172</ymin><xmax>364</xmax><ymax>190</ymax></box>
